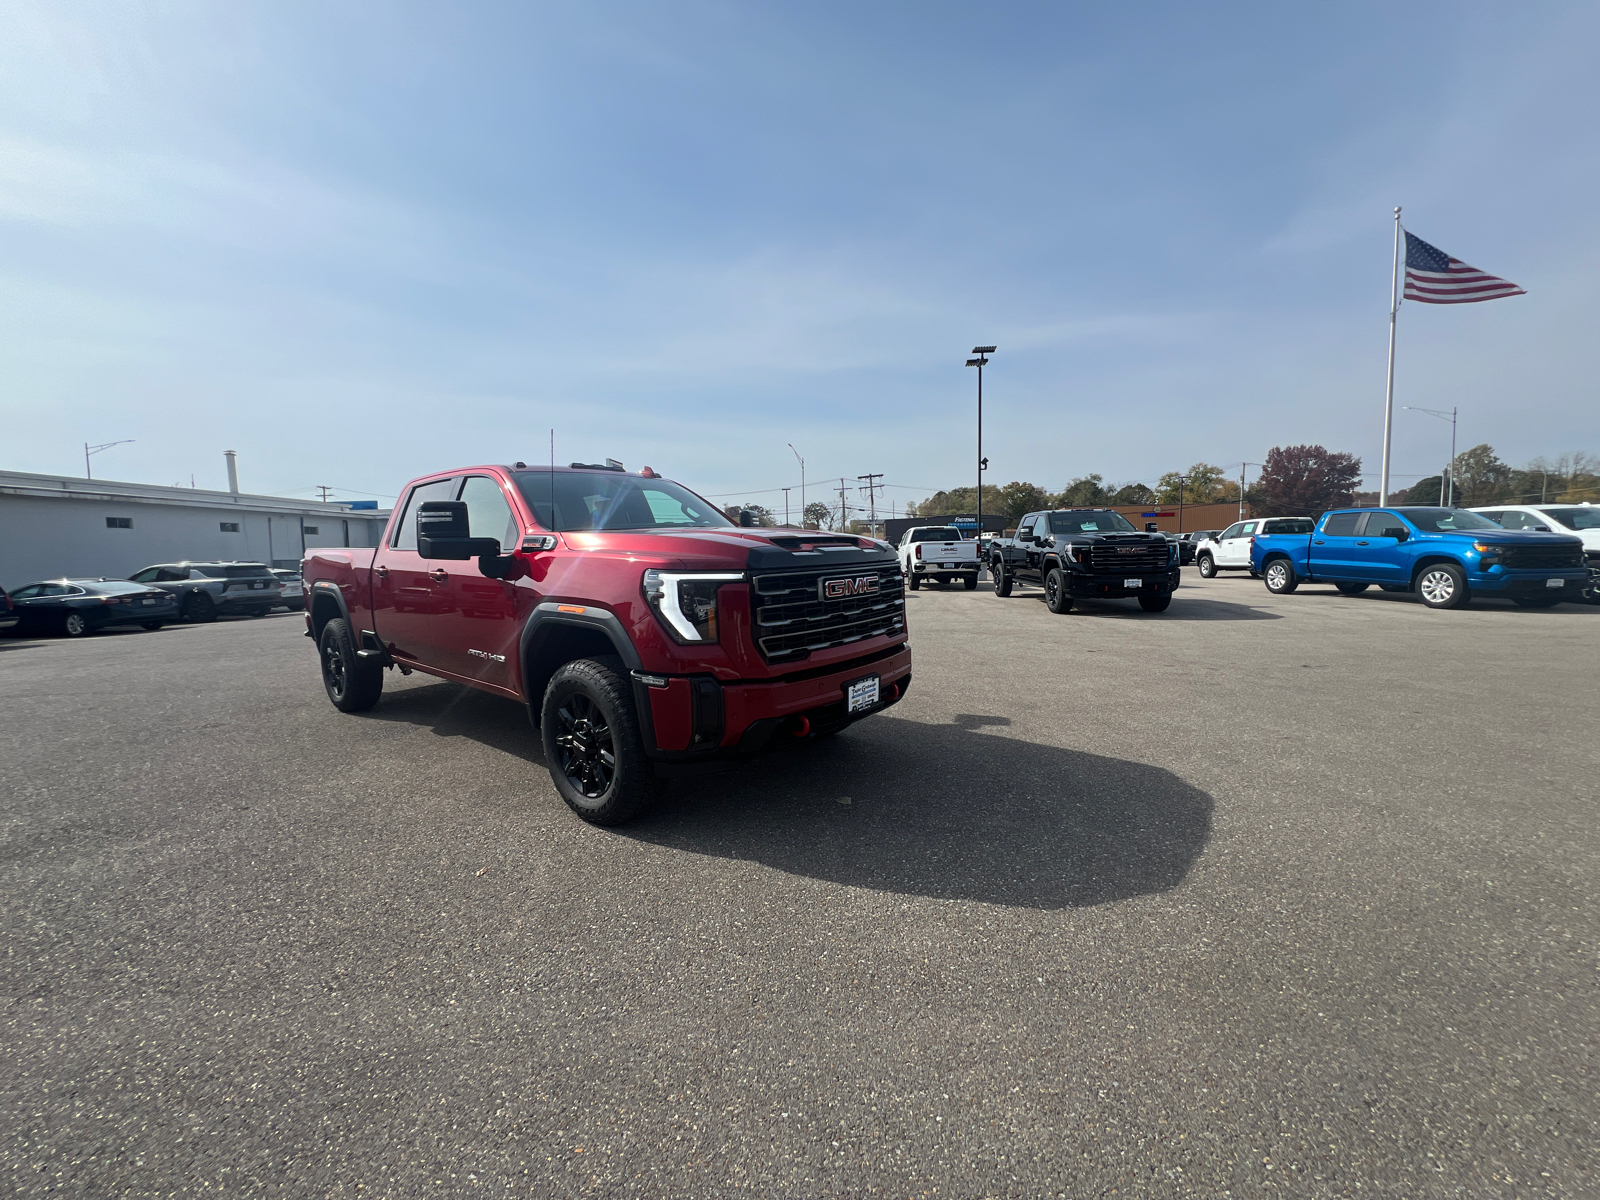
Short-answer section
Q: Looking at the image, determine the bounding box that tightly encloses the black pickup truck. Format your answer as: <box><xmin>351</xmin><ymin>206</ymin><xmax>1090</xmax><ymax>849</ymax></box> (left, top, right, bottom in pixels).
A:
<box><xmin>989</xmin><ymin>508</ymin><xmax>1180</xmax><ymax>613</ymax></box>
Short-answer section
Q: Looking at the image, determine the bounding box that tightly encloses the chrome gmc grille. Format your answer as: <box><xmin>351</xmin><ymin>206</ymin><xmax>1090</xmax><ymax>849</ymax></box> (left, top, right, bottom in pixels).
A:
<box><xmin>1084</xmin><ymin>542</ymin><xmax>1170</xmax><ymax>574</ymax></box>
<box><xmin>749</xmin><ymin>564</ymin><xmax>906</xmax><ymax>663</ymax></box>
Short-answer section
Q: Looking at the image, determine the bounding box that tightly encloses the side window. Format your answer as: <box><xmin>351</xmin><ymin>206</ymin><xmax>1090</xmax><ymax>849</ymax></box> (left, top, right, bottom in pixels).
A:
<box><xmin>1496</xmin><ymin>511</ymin><xmax>1531</xmax><ymax>530</ymax></box>
<box><xmin>130</xmin><ymin>568</ymin><xmax>160</xmax><ymax>583</ymax></box>
<box><xmin>1239</xmin><ymin>521</ymin><xmax>1258</xmax><ymax>536</ymax></box>
<box><xmin>1361</xmin><ymin>512</ymin><xmax>1409</xmax><ymax>539</ymax></box>
<box><xmin>1477</xmin><ymin>510</ymin><xmax>1507</xmax><ymax>526</ymax></box>
<box><xmin>159</xmin><ymin>568</ymin><xmax>188</xmax><ymax>582</ymax></box>
<box><xmin>11</xmin><ymin>586</ymin><xmax>41</xmax><ymax>599</ymax></box>
<box><xmin>391</xmin><ymin>478</ymin><xmax>458</xmax><ymax>551</ymax></box>
<box><xmin>457</xmin><ymin>475</ymin><xmax>519</xmax><ymax>549</ymax></box>
<box><xmin>40</xmin><ymin>584</ymin><xmax>70</xmax><ymax>596</ymax></box>
<box><xmin>1322</xmin><ymin>513</ymin><xmax>1361</xmax><ymax>536</ymax></box>
<box><xmin>1219</xmin><ymin>524</ymin><xmax>1242</xmax><ymax>541</ymax></box>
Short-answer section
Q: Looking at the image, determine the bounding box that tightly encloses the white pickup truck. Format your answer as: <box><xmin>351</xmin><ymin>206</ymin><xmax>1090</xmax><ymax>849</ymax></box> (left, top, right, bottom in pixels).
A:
<box><xmin>1194</xmin><ymin>516</ymin><xmax>1315</xmax><ymax>578</ymax></box>
<box><xmin>897</xmin><ymin>525</ymin><xmax>980</xmax><ymax>590</ymax></box>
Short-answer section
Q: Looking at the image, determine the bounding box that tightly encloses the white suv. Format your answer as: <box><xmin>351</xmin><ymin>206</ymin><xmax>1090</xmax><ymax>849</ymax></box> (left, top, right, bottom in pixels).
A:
<box><xmin>1194</xmin><ymin>517</ymin><xmax>1315</xmax><ymax>578</ymax></box>
<box><xmin>1470</xmin><ymin>503</ymin><xmax>1600</xmax><ymax>604</ymax></box>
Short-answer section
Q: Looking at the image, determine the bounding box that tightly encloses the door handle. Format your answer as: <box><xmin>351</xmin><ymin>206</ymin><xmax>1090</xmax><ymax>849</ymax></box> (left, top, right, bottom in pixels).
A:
<box><xmin>1313</xmin><ymin>540</ymin><xmax>1325</xmax><ymax>545</ymax></box>
<box><xmin>375</xmin><ymin>565</ymin><xmax>389</xmax><ymax>579</ymax></box>
<box><xmin>428</xmin><ymin>568</ymin><xmax>448</xmax><ymax>584</ymax></box>
<box><xmin>1356</xmin><ymin>540</ymin><xmax>1369</xmax><ymax>545</ymax></box>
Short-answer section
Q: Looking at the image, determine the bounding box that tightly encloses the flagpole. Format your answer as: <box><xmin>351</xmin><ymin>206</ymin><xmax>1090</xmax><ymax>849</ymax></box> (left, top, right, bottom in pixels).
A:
<box><xmin>1379</xmin><ymin>206</ymin><xmax>1402</xmax><ymax>505</ymax></box>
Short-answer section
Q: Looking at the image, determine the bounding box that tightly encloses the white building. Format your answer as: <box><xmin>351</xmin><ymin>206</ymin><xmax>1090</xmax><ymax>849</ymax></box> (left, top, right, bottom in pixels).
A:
<box><xmin>0</xmin><ymin>469</ymin><xmax>391</xmax><ymax>590</ymax></box>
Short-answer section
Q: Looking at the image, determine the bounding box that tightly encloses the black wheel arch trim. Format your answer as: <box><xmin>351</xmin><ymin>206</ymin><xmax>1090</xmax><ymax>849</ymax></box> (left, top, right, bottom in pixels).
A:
<box><xmin>307</xmin><ymin>580</ymin><xmax>352</xmax><ymax>641</ymax></box>
<box><xmin>519</xmin><ymin>602</ymin><xmax>652</xmax><ymax>743</ymax></box>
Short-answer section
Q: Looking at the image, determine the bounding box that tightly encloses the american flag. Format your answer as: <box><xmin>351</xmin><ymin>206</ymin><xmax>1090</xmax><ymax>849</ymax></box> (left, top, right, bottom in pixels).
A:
<box><xmin>1403</xmin><ymin>231</ymin><xmax>1525</xmax><ymax>304</ymax></box>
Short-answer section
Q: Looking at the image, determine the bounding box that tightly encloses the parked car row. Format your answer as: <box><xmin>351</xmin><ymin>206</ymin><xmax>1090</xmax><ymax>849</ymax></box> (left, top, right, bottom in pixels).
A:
<box><xmin>4</xmin><ymin>561</ymin><xmax>306</xmax><ymax>638</ymax></box>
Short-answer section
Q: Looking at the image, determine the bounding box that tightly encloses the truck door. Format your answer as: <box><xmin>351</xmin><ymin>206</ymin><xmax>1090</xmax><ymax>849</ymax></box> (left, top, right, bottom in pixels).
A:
<box><xmin>372</xmin><ymin>476</ymin><xmax>458</xmax><ymax>667</ymax></box>
<box><xmin>432</xmin><ymin>473</ymin><xmax>531</xmax><ymax>688</ymax></box>
<box><xmin>1354</xmin><ymin>511</ymin><xmax>1412</xmax><ymax>583</ymax></box>
<box><xmin>1016</xmin><ymin>516</ymin><xmax>1040</xmax><ymax>575</ymax></box>
<box><xmin>1311</xmin><ymin>512</ymin><xmax>1363</xmax><ymax>580</ymax></box>
<box><xmin>1218</xmin><ymin>521</ymin><xmax>1256</xmax><ymax>567</ymax></box>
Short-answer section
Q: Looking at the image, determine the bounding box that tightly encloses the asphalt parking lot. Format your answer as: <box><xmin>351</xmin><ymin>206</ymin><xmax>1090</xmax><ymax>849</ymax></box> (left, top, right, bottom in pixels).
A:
<box><xmin>3</xmin><ymin>577</ymin><xmax>1597</xmax><ymax>1198</ymax></box>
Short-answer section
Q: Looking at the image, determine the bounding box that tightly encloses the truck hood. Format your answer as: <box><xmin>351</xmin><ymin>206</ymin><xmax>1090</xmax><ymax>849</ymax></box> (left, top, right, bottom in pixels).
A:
<box><xmin>559</xmin><ymin>528</ymin><xmax>895</xmax><ymax>571</ymax></box>
<box><xmin>1432</xmin><ymin>530</ymin><xmax>1585</xmax><ymax>548</ymax></box>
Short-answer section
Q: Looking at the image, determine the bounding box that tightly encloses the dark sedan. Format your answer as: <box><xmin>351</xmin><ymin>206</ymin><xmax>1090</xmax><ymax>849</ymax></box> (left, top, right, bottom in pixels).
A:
<box><xmin>5</xmin><ymin>579</ymin><xmax>181</xmax><ymax>637</ymax></box>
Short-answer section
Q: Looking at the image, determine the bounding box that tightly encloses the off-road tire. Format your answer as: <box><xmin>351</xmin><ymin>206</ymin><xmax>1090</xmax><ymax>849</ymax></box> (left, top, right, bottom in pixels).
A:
<box><xmin>1335</xmin><ymin>581</ymin><xmax>1370</xmax><ymax>595</ymax></box>
<box><xmin>1415</xmin><ymin>563</ymin><xmax>1469</xmax><ymax>610</ymax></box>
<box><xmin>185</xmin><ymin>592</ymin><xmax>218</xmax><ymax>623</ymax></box>
<box><xmin>1263</xmin><ymin>558</ymin><xmax>1298</xmax><ymax>594</ymax></box>
<box><xmin>1513</xmin><ymin>595</ymin><xmax>1563</xmax><ymax>608</ymax></box>
<box><xmin>1044</xmin><ymin>569</ymin><xmax>1073</xmax><ymax>614</ymax></box>
<box><xmin>541</xmin><ymin>655</ymin><xmax>660</xmax><ymax>826</ymax></box>
<box><xmin>992</xmin><ymin>562</ymin><xmax>1013</xmax><ymax>596</ymax></box>
<box><xmin>1196</xmin><ymin>553</ymin><xmax>1216</xmax><ymax>579</ymax></box>
<box><xmin>318</xmin><ymin>617</ymin><xmax>383</xmax><ymax>713</ymax></box>
<box><xmin>963</xmin><ymin>572</ymin><xmax>978</xmax><ymax>590</ymax></box>
<box><xmin>1138</xmin><ymin>593</ymin><xmax>1171</xmax><ymax>613</ymax></box>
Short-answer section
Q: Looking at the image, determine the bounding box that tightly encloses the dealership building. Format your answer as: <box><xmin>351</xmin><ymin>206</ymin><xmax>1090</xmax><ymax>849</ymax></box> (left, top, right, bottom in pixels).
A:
<box><xmin>0</xmin><ymin>468</ymin><xmax>391</xmax><ymax>591</ymax></box>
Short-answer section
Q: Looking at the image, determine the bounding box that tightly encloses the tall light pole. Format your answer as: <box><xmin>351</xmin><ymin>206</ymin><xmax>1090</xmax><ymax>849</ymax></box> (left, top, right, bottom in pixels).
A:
<box><xmin>966</xmin><ymin>346</ymin><xmax>995</xmax><ymax>546</ymax></box>
<box><xmin>788</xmin><ymin>443</ymin><xmax>806</xmax><ymax>526</ymax></box>
<box><xmin>1403</xmin><ymin>406</ymin><xmax>1458</xmax><ymax>506</ymax></box>
<box><xmin>85</xmin><ymin>439</ymin><xmax>134</xmax><ymax>479</ymax></box>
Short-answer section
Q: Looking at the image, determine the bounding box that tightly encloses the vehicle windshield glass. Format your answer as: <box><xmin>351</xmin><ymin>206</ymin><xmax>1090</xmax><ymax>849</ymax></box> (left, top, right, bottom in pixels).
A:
<box><xmin>1049</xmin><ymin>511</ymin><xmax>1137</xmax><ymax>534</ymax></box>
<box><xmin>513</xmin><ymin>471</ymin><xmax>731</xmax><ymax>531</ymax></box>
<box><xmin>1543</xmin><ymin>507</ymin><xmax>1600</xmax><ymax>530</ymax></box>
<box><xmin>910</xmin><ymin>528</ymin><xmax>960</xmax><ymax>541</ymax></box>
<box><xmin>1394</xmin><ymin>508</ymin><xmax>1499</xmax><ymax>532</ymax></box>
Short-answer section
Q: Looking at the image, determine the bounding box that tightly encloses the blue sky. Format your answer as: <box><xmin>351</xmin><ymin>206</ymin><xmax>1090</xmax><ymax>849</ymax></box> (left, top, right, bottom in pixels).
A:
<box><xmin>2</xmin><ymin>2</ymin><xmax>1595</xmax><ymax>514</ymax></box>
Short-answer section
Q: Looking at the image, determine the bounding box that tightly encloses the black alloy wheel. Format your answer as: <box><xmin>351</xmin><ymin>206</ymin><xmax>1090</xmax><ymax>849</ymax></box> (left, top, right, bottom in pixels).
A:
<box><xmin>1044</xmin><ymin>568</ymin><xmax>1073</xmax><ymax>614</ymax></box>
<box><xmin>318</xmin><ymin>617</ymin><xmax>383</xmax><ymax>712</ymax></box>
<box><xmin>1196</xmin><ymin>554</ymin><xmax>1216</xmax><ymax>579</ymax></box>
<box><xmin>1263</xmin><ymin>558</ymin><xmax>1298</xmax><ymax>594</ymax></box>
<box><xmin>540</xmin><ymin>655</ymin><xmax>658</xmax><ymax>825</ymax></box>
<box><xmin>963</xmin><ymin>572</ymin><xmax>978</xmax><ymax>590</ymax></box>
<box><xmin>185</xmin><ymin>592</ymin><xmax>218</xmax><ymax>623</ymax></box>
<box><xmin>1335</xmin><ymin>581</ymin><xmax>1370</xmax><ymax>595</ymax></box>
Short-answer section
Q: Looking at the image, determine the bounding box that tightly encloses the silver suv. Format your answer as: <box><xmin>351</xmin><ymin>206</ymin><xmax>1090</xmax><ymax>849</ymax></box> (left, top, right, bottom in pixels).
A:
<box><xmin>127</xmin><ymin>561</ymin><xmax>283</xmax><ymax>623</ymax></box>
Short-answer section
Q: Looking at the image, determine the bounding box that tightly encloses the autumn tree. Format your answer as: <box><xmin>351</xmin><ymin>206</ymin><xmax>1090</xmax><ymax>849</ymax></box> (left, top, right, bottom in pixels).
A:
<box><xmin>1110</xmin><ymin>482</ymin><xmax>1155</xmax><ymax>505</ymax></box>
<box><xmin>1254</xmin><ymin>445</ymin><xmax>1362</xmax><ymax>517</ymax></box>
<box><xmin>916</xmin><ymin>484</ymin><xmax>1004</xmax><ymax>517</ymax></box>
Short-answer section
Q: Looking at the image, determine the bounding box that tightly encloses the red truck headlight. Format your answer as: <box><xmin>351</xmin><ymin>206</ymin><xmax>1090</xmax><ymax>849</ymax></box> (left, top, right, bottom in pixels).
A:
<box><xmin>642</xmin><ymin>570</ymin><xmax>743</xmax><ymax>643</ymax></box>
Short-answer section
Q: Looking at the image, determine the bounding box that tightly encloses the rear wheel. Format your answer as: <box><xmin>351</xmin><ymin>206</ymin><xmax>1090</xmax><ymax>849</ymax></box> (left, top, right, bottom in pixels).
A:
<box><xmin>1138</xmin><ymin>593</ymin><xmax>1171</xmax><ymax>613</ymax></box>
<box><xmin>1263</xmin><ymin>558</ymin><xmax>1298</xmax><ymax>594</ymax></box>
<box><xmin>1196</xmin><ymin>553</ymin><xmax>1216</xmax><ymax>579</ymax></box>
<box><xmin>907</xmin><ymin>571</ymin><xmax>920</xmax><ymax>591</ymax></box>
<box><xmin>1044</xmin><ymin>568</ymin><xmax>1073</xmax><ymax>614</ymax></box>
<box><xmin>318</xmin><ymin>617</ymin><xmax>383</xmax><ymax>712</ymax></box>
<box><xmin>963</xmin><ymin>572</ymin><xmax>978</xmax><ymax>590</ymax></box>
<box><xmin>992</xmin><ymin>561</ymin><xmax>1013</xmax><ymax>597</ymax></box>
<box><xmin>185</xmin><ymin>593</ymin><xmax>217</xmax><ymax>623</ymax></box>
<box><xmin>61</xmin><ymin>612</ymin><xmax>90</xmax><ymax>637</ymax></box>
<box><xmin>1416</xmin><ymin>563</ymin><xmax>1469</xmax><ymax>610</ymax></box>
<box><xmin>541</xmin><ymin>655</ymin><xmax>659</xmax><ymax>825</ymax></box>
<box><xmin>1335</xmin><ymin>581</ymin><xmax>1370</xmax><ymax>595</ymax></box>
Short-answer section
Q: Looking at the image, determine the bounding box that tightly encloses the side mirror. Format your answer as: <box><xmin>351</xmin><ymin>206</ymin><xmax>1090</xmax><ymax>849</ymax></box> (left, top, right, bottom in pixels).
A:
<box><xmin>1393</xmin><ymin>529</ymin><xmax>1409</xmax><ymax>543</ymax></box>
<box><xmin>417</xmin><ymin>501</ymin><xmax>501</xmax><ymax>560</ymax></box>
<box><xmin>1531</xmin><ymin>525</ymin><xmax>1549</xmax><ymax>532</ymax></box>
<box><xmin>739</xmin><ymin>509</ymin><xmax>757</xmax><ymax>528</ymax></box>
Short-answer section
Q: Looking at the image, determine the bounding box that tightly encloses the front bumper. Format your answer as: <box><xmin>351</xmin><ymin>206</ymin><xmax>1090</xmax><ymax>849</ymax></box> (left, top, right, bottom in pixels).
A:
<box><xmin>636</xmin><ymin>643</ymin><xmax>913</xmax><ymax>776</ymax></box>
<box><xmin>1063</xmin><ymin>567</ymin><xmax>1182</xmax><ymax>598</ymax></box>
<box><xmin>1467</xmin><ymin>568</ymin><xmax>1589</xmax><ymax>596</ymax></box>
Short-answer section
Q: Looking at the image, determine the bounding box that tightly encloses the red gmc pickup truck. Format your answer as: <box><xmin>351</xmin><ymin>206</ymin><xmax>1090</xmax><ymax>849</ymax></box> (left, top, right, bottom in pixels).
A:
<box><xmin>303</xmin><ymin>462</ymin><xmax>911</xmax><ymax>824</ymax></box>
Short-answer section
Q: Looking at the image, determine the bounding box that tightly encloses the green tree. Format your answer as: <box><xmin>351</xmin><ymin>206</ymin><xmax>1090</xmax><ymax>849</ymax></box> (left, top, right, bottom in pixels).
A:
<box><xmin>998</xmin><ymin>481</ymin><xmax>1052</xmax><ymax>525</ymax></box>
<box><xmin>1448</xmin><ymin>444</ymin><xmax>1512</xmax><ymax>507</ymax></box>
<box><xmin>802</xmin><ymin>501</ymin><xmax>832</xmax><ymax>529</ymax></box>
<box><xmin>1054</xmin><ymin>474</ymin><xmax>1109</xmax><ymax>506</ymax></box>
<box><xmin>1153</xmin><ymin>463</ymin><xmax>1228</xmax><ymax>505</ymax></box>
<box><xmin>916</xmin><ymin>484</ymin><xmax>1004</xmax><ymax>517</ymax></box>
<box><xmin>1109</xmin><ymin>482</ymin><xmax>1154</xmax><ymax>505</ymax></box>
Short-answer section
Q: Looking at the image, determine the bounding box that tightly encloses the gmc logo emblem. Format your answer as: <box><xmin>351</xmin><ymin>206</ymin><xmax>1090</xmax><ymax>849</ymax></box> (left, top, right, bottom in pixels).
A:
<box><xmin>821</xmin><ymin>575</ymin><xmax>880</xmax><ymax>600</ymax></box>
<box><xmin>1117</xmin><ymin>547</ymin><xmax>1142</xmax><ymax>554</ymax></box>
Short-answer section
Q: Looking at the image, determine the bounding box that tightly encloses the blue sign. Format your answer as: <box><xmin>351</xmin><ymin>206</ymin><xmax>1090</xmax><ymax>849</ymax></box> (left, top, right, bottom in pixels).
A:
<box><xmin>346</xmin><ymin>500</ymin><xmax>379</xmax><ymax>510</ymax></box>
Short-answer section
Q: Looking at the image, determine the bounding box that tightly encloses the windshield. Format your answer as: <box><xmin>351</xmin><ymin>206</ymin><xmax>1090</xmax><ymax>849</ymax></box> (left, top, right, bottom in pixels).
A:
<box><xmin>513</xmin><ymin>470</ymin><xmax>731</xmax><ymax>531</ymax></box>
<box><xmin>1394</xmin><ymin>508</ymin><xmax>1499</xmax><ymax>532</ymax></box>
<box><xmin>909</xmin><ymin>528</ymin><xmax>960</xmax><ymax>542</ymax></box>
<box><xmin>1049</xmin><ymin>510</ymin><xmax>1138</xmax><ymax>534</ymax></box>
<box><xmin>1543</xmin><ymin>507</ymin><xmax>1600</xmax><ymax>531</ymax></box>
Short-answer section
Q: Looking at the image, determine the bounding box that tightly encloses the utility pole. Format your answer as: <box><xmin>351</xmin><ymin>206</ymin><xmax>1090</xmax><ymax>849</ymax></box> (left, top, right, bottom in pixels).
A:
<box><xmin>857</xmin><ymin>473</ymin><xmax>883</xmax><ymax>537</ymax></box>
<box><xmin>781</xmin><ymin>486</ymin><xmax>793</xmax><ymax>527</ymax></box>
<box><xmin>1240</xmin><ymin>462</ymin><xmax>1262</xmax><ymax>519</ymax></box>
<box><xmin>836</xmin><ymin>478</ymin><xmax>849</xmax><ymax>531</ymax></box>
<box><xmin>316</xmin><ymin>485</ymin><xmax>333</xmax><ymax>503</ymax></box>
<box><xmin>85</xmin><ymin>439</ymin><xmax>134</xmax><ymax>480</ymax></box>
<box><xmin>788</xmin><ymin>444</ymin><xmax>806</xmax><ymax>526</ymax></box>
<box><xmin>966</xmin><ymin>346</ymin><xmax>996</xmax><ymax>546</ymax></box>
